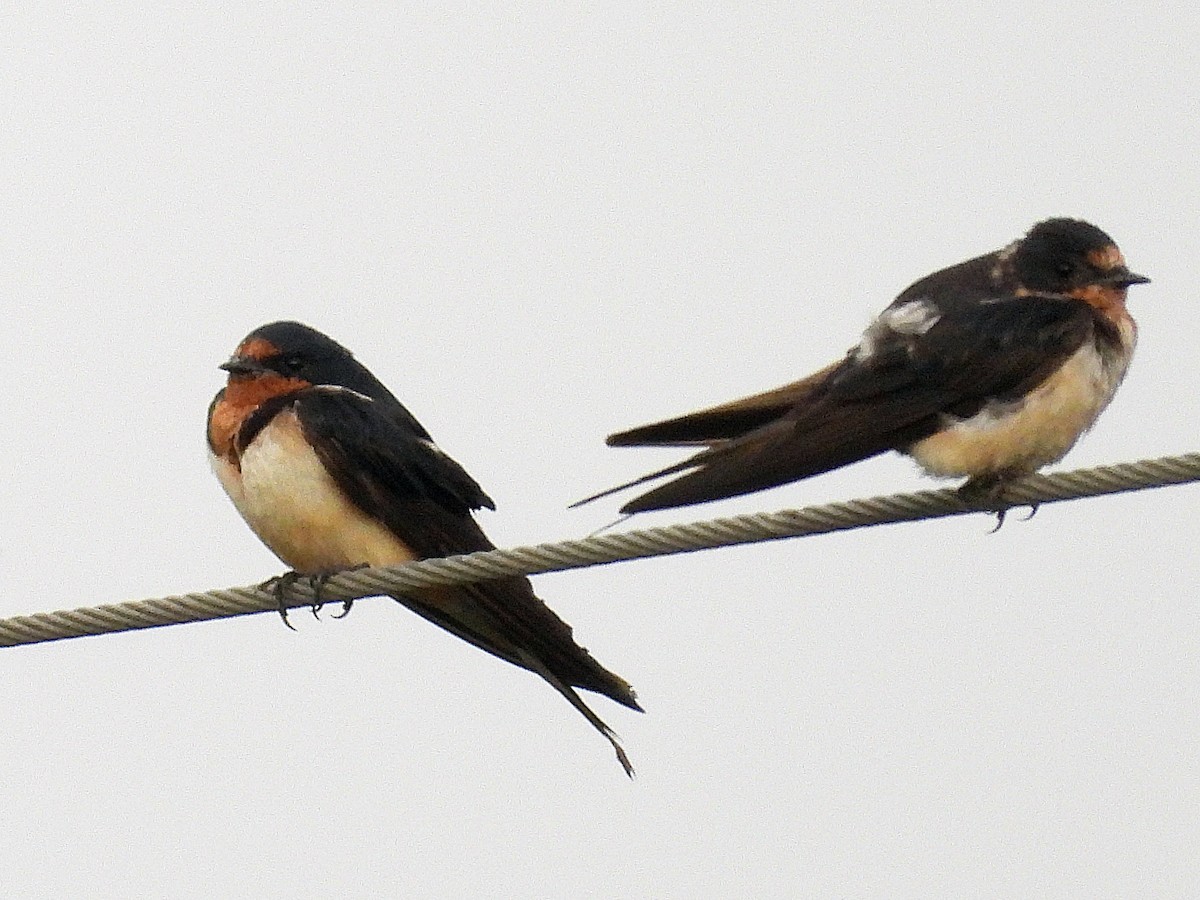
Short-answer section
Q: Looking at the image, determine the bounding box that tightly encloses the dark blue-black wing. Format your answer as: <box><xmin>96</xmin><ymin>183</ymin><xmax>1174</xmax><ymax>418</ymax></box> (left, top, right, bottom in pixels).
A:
<box><xmin>588</xmin><ymin>294</ymin><xmax>1096</xmax><ymax>512</ymax></box>
<box><xmin>291</xmin><ymin>387</ymin><xmax>641</xmax><ymax>714</ymax></box>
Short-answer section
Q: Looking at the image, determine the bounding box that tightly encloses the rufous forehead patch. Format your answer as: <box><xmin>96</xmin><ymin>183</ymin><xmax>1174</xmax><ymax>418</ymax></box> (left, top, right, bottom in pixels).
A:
<box><xmin>235</xmin><ymin>336</ymin><xmax>280</xmax><ymax>360</ymax></box>
<box><xmin>1087</xmin><ymin>244</ymin><xmax>1126</xmax><ymax>272</ymax></box>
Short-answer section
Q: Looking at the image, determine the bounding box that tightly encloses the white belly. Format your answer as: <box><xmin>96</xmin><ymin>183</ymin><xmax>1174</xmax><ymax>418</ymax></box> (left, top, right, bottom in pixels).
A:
<box><xmin>908</xmin><ymin>338</ymin><xmax>1130</xmax><ymax>479</ymax></box>
<box><xmin>210</xmin><ymin>409</ymin><xmax>418</xmax><ymax>572</ymax></box>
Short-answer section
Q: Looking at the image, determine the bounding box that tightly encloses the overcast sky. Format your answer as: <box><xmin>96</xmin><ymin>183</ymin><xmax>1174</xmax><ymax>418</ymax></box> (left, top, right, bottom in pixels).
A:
<box><xmin>2</xmin><ymin>5</ymin><xmax>1197</xmax><ymax>898</ymax></box>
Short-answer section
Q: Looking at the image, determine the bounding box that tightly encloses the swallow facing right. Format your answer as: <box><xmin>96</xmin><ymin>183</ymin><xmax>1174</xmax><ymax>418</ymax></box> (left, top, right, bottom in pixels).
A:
<box><xmin>208</xmin><ymin>321</ymin><xmax>641</xmax><ymax>775</ymax></box>
<box><xmin>579</xmin><ymin>218</ymin><xmax>1149</xmax><ymax>514</ymax></box>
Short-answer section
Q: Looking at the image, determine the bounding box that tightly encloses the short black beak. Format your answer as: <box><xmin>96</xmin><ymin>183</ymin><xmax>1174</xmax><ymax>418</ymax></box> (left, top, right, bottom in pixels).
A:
<box><xmin>219</xmin><ymin>355</ymin><xmax>271</xmax><ymax>376</ymax></box>
<box><xmin>1104</xmin><ymin>267</ymin><xmax>1151</xmax><ymax>287</ymax></box>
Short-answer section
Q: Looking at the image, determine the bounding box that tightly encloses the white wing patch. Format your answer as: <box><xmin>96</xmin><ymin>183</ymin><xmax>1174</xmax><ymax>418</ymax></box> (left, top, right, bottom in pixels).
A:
<box><xmin>882</xmin><ymin>298</ymin><xmax>941</xmax><ymax>334</ymax></box>
<box><xmin>311</xmin><ymin>385</ymin><xmax>374</xmax><ymax>403</ymax></box>
<box><xmin>854</xmin><ymin>298</ymin><xmax>941</xmax><ymax>360</ymax></box>
<box><xmin>418</xmin><ymin>438</ymin><xmax>452</xmax><ymax>460</ymax></box>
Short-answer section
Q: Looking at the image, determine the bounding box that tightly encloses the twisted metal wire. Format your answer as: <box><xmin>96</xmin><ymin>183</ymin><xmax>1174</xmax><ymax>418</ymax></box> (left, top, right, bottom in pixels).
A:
<box><xmin>2</xmin><ymin>450</ymin><xmax>1197</xmax><ymax>649</ymax></box>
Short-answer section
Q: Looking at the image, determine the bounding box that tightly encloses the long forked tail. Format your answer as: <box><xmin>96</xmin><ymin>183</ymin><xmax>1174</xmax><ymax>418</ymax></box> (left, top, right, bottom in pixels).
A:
<box><xmin>569</xmin><ymin>450</ymin><xmax>709</xmax><ymax>509</ymax></box>
<box><xmin>518</xmin><ymin>648</ymin><xmax>635</xmax><ymax>778</ymax></box>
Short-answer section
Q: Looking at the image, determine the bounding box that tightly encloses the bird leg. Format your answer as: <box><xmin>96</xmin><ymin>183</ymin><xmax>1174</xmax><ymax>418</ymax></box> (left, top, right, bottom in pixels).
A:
<box><xmin>956</xmin><ymin>473</ymin><xmax>1036</xmax><ymax>533</ymax></box>
<box><xmin>326</xmin><ymin>563</ymin><xmax>370</xmax><ymax>618</ymax></box>
<box><xmin>258</xmin><ymin>564</ymin><xmax>370</xmax><ymax>626</ymax></box>
<box><xmin>258</xmin><ymin>571</ymin><xmax>305</xmax><ymax>630</ymax></box>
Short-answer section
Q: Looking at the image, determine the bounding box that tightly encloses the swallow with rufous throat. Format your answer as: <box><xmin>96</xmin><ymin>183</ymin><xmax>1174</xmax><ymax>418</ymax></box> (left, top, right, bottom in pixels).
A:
<box><xmin>578</xmin><ymin>218</ymin><xmax>1149</xmax><ymax>516</ymax></box>
<box><xmin>208</xmin><ymin>321</ymin><xmax>641</xmax><ymax>775</ymax></box>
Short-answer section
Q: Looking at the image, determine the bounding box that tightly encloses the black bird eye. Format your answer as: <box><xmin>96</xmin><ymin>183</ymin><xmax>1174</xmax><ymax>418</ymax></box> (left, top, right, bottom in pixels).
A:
<box><xmin>1054</xmin><ymin>261</ymin><xmax>1076</xmax><ymax>278</ymax></box>
<box><xmin>280</xmin><ymin>354</ymin><xmax>305</xmax><ymax>374</ymax></box>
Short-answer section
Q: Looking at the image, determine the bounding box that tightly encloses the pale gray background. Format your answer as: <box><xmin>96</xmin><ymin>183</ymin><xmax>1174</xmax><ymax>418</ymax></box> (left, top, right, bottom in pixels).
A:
<box><xmin>1</xmin><ymin>5</ymin><xmax>1196</xmax><ymax>898</ymax></box>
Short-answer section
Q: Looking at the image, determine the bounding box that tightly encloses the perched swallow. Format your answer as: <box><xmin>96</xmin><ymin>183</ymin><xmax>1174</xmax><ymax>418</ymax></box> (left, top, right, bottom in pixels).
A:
<box><xmin>208</xmin><ymin>321</ymin><xmax>641</xmax><ymax>775</ymax></box>
<box><xmin>580</xmin><ymin>218</ymin><xmax>1149</xmax><ymax>514</ymax></box>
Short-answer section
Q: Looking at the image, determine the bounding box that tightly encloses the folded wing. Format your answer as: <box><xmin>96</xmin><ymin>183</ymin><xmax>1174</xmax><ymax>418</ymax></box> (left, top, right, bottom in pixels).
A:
<box><xmin>293</xmin><ymin>386</ymin><xmax>639</xmax><ymax>708</ymax></box>
<box><xmin>596</xmin><ymin>294</ymin><xmax>1096</xmax><ymax>513</ymax></box>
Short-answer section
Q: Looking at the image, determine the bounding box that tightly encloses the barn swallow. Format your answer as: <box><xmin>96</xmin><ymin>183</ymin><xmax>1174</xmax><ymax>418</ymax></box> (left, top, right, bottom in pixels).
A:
<box><xmin>579</xmin><ymin>218</ymin><xmax>1149</xmax><ymax>515</ymax></box>
<box><xmin>208</xmin><ymin>321</ymin><xmax>641</xmax><ymax>775</ymax></box>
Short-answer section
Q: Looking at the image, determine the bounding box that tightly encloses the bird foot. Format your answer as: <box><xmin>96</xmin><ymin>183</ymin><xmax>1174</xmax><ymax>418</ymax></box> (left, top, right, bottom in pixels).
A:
<box><xmin>259</xmin><ymin>571</ymin><xmax>305</xmax><ymax>630</ymax></box>
<box><xmin>259</xmin><ymin>564</ymin><xmax>371</xmax><ymax>627</ymax></box>
<box><xmin>957</xmin><ymin>475</ymin><xmax>1036</xmax><ymax>533</ymax></box>
<box><xmin>327</xmin><ymin>563</ymin><xmax>370</xmax><ymax>618</ymax></box>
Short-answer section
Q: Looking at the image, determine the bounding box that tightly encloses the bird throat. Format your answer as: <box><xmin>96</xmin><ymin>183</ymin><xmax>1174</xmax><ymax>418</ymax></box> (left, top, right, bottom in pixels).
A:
<box><xmin>209</xmin><ymin>374</ymin><xmax>310</xmax><ymax>464</ymax></box>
